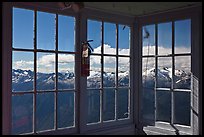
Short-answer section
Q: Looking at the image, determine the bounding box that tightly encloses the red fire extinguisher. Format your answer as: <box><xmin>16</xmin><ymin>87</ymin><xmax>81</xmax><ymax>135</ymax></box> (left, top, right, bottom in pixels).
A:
<box><xmin>81</xmin><ymin>40</ymin><xmax>93</xmax><ymax>76</ymax></box>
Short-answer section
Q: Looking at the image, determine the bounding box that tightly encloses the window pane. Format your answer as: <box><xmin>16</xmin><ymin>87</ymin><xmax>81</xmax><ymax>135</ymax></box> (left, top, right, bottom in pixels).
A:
<box><xmin>58</xmin><ymin>15</ymin><xmax>75</xmax><ymax>52</ymax></box>
<box><xmin>157</xmin><ymin>57</ymin><xmax>172</xmax><ymax>88</ymax></box>
<box><xmin>88</xmin><ymin>55</ymin><xmax>101</xmax><ymax>88</ymax></box>
<box><xmin>118</xmin><ymin>57</ymin><xmax>129</xmax><ymax>87</ymax></box>
<box><xmin>118</xmin><ymin>25</ymin><xmax>130</xmax><ymax>55</ymax></box>
<box><xmin>104</xmin><ymin>22</ymin><xmax>116</xmax><ymax>54</ymax></box>
<box><xmin>156</xmin><ymin>90</ymin><xmax>171</xmax><ymax>122</ymax></box>
<box><xmin>142</xmin><ymin>57</ymin><xmax>155</xmax><ymax>88</ymax></box>
<box><xmin>173</xmin><ymin>91</ymin><xmax>190</xmax><ymax>126</ymax></box>
<box><xmin>103</xmin><ymin>89</ymin><xmax>115</xmax><ymax>121</ymax></box>
<box><xmin>13</xmin><ymin>8</ymin><xmax>34</xmax><ymax>49</ymax></box>
<box><xmin>37</xmin><ymin>53</ymin><xmax>55</xmax><ymax>91</ymax></box>
<box><xmin>58</xmin><ymin>92</ymin><xmax>75</xmax><ymax>128</ymax></box>
<box><xmin>58</xmin><ymin>54</ymin><xmax>75</xmax><ymax>90</ymax></box>
<box><xmin>12</xmin><ymin>51</ymin><xmax>34</xmax><ymax>92</ymax></box>
<box><xmin>87</xmin><ymin>20</ymin><xmax>102</xmax><ymax>54</ymax></box>
<box><xmin>142</xmin><ymin>24</ymin><xmax>155</xmax><ymax>56</ymax></box>
<box><xmin>174</xmin><ymin>56</ymin><xmax>191</xmax><ymax>90</ymax></box>
<box><xmin>12</xmin><ymin>94</ymin><xmax>33</xmax><ymax>135</ymax></box>
<box><xmin>175</xmin><ymin>19</ymin><xmax>191</xmax><ymax>54</ymax></box>
<box><xmin>87</xmin><ymin>90</ymin><xmax>101</xmax><ymax>124</ymax></box>
<box><xmin>142</xmin><ymin>88</ymin><xmax>155</xmax><ymax>125</ymax></box>
<box><xmin>158</xmin><ymin>22</ymin><xmax>172</xmax><ymax>55</ymax></box>
<box><xmin>36</xmin><ymin>92</ymin><xmax>54</xmax><ymax>132</ymax></box>
<box><xmin>104</xmin><ymin>56</ymin><xmax>116</xmax><ymax>87</ymax></box>
<box><xmin>37</xmin><ymin>11</ymin><xmax>55</xmax><ymax>50</ymax></box>
<box><xmin>117</xmin><ymin>88</ymin><xmax>129</xmax><ymax>119</ymax></box>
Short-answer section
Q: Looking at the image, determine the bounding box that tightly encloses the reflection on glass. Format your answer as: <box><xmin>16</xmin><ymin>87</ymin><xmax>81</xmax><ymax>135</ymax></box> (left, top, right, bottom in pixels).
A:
<box><xmin>156</xmin><ymin>90</ymin><xmax>171</xmax><ymax>122</ymax></box>
<box><xmin>174</xmin><ymin>91</ymin><xmax>190</xmax><ymax>126</ymax></box>
<box><xmin>142</xmin><ymin>88</ymin><xmax>155</xmax><ymax>126</ymax></box>
<box><xmin>142</xmin><ymin>24</ymin><xmax>155</xmax><ymax>56</ymax></box>
<box><xmin>174</xmin><ymin>56</ymin><xmax>191</xmax><ymax>89</ymax></box>
<box><xmin>87</xmin><ymin>90</ymin><xmax>100</xmax><ymax>124</ymax></box>
<box><xmin>142</xmin><ymin>57</ymin><xmax>155</xmax><ymax>88</ymax></box>
<box><xmin>36</xmin><ymin>93</ymin><xmax>54</xmax><ymax>132</ymax></box>
<box><xmin>87</xmin><ymin>55</ymin><xmax>101</xmax><ymax>88</ymax></box>
<box><xmin>58</xmin><ymin>92</ymin><xmax>75</xmax><ymax>128</ymax></box>
<box><xmin>12</xmin><ymin>51</ymin><xmax>34</xmax><ymax>92</ymax></box>
<box><xmin>104</xmin><ymin>22</ymin><xmax>116</xmax><ymax>54</ymax></box>
<box><xmin>58</xmin><ymin>15</ymin><xmax>75</xmax><ymax>52</ymax></box>
<box><xmin>13</xmin><ymin>8</ymin><xmax>34</xmax><ymax>49</ymax></box>
<box><xmin>37</xmin><ymin>11</ymin><xmax>55</xmax><ymax>50</ymax></box>
<box><xmin>118</xmin><ymin>25</ymin><xmax>130</xmax><ymax>55</ymax></box>
<box><xmin>103</xmin><ymin>89</ymin><xmax>115</xmax><ymax>121</ymax></box>
<box><xmin>157</xmin><ymin>57</ymin><xmax>172</xmax><ymax>88</ymax></box>
<box><xmin>175</xmin><ymin>19</ymin><xmax>191</xmax><ymax>54</ymax></box>
<box><xmin>12</xmin><ymin>94</ymin><xmax>33</xmax><ymax>135</ymax></box>
<box><xmin>118</xmin><ymin>57</ymin><xmax>129</xmax><ymax>87</ymax></box>
<box><xmin>37</xmin><ymin>53</ymin><xmax>55</xmax><ymax>91</ymax></box>
<box><xmin>87</xmin><ymin>20</ymin><xmax>102</xmax><ymax>54</ymax></box>
<box><xmin>117</xmin><ymin>88</ymin><xmax>129</xmax><ymax>119</ymax></box>
<box><xmin>104</xmin><ymin>56</ymin><xmax>116</xmax><ymax>87</ymax></box>
<box><xmin>158</xmin><ymin>22</ymin><xmax>172</xmax><ymax>55</ymax></box>
<box><xmin>58</xmin><ymin>54</ymin><xmax>75</xmax><ymax>90</ymax></box>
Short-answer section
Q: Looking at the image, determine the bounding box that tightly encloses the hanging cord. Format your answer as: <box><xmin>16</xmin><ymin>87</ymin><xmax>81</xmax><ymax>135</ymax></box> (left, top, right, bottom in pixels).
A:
<box><xmin>143</xmin><ymin>27</ymin><xmax>150</xmax><ymax>87</ymax></box>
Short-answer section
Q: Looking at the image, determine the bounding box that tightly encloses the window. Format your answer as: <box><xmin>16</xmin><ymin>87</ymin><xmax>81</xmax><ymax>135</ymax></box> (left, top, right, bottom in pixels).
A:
<box><xmin>12</xmin><ymin>8</ymin><xmax>76</xmax><ymax>134</ymax></box>
<box><xmin>87</xmin><ymin>19</ymin><xmax>131</xmax><ymax>126</ymax></box>
<box><xmin>142</xmin><ymin>19</ymin><xmax>192</xmax><ymax>131</ymax></box>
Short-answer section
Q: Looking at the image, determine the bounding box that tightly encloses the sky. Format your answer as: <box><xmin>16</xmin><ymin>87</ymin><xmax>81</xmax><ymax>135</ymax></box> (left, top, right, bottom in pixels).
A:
<box><xmin>12</xmin><ymin>7</ymin><xmax>191</xmax><ymax>73</ymax></box>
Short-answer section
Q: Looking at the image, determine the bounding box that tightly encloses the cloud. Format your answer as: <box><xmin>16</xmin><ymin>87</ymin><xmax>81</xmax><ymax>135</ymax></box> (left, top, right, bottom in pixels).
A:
<box><xmin>13</xmin><ymin>44</ymin><xmax>191</xmax><ymax>73</ymax></box>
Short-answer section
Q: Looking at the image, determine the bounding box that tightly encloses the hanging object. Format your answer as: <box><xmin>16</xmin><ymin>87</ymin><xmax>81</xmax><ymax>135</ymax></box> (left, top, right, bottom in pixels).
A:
<box><xmin>81</xmin><ymin>40</ymin><xmax>93</xmax><ymax>77</ymax></box>
<box><xmin>58</xmin><ymin>2</ymin><xmax>84</xmax><ymax>12</ymax></box>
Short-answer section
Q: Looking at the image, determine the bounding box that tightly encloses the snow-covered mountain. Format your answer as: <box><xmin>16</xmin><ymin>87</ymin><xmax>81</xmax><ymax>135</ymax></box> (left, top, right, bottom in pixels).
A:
<box><xmin>12</xmin><ymin>67</ymin><xmax>191</xmax><ymax>91</ymax></box>
<box><xmin>142</xmin><ymin>67</ymin><xmax>191</xmax><ymax>89</ymax></box>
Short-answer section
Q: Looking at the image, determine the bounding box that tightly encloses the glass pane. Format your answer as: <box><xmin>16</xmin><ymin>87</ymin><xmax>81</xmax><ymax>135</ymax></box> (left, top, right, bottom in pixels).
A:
<box><xmin>36</xmin><ymin>92</ymin><xmax>54</xmax><ymax>132</ymax></box>
<box><xmin>37</xmin><ymin>11</ymin><xmax>55</xmax><ymax>50</ymax></box>
<box><xmin>103</xmin><ymin>89</ymin><xmax>115</xmax><ymax>121</ymax></box>
<box><xmin>174</xmin><ymin>91</ymin><xmax>190</xmax><ymax>126</ymax></box>
<box><xmin>174</xmin><ymin>56</ymin><xmax>191</xmax><ymax>90</ymax></box>
<box><xmin>12</xmin><ymin>51</ymin><xmax>34</xmax><ymax>92</ymax></box>
<box><xmin>12</xmin><ymin>94</ymin><xmax>33</xmax><ymax>135</ymax></box>
<box><xmin>156</xmin><ymin>90</ymin><xmax>171</xmax><ymax>122</ymax></box>
<box><xmin>142</xmin><ymin>57</ymin><xmax>155</xmax><ymax>88</ymax></box>
<box><xmin>104</xmin><ymin>56</ymin><xmax>116</xmax><ymax>87</ymax></box>
<box><xmin>87</xmin><ymin>20</ymin><xmax>102</xmax><ymax>54</ymax></box>
<box><xmin>13</xmin><ymin>8</ymin><xmax>34</xmax><ymax>49</ymax></box>
<box><xmin>87</xmin><ymin>55</ymin><xmax>101</xmax><ymax>88</ymax></box>
<box><xmin>87</xmin><ymin>90</ymin><xmax>101</xmax><ymax>124</ymax></box>
<box><xmin>117</xmin><ymin>88</ymin><xmax>129</xmax><ymax>119</ymax></box>
<box><xmin>142</xmin><ymin>88</ymin><xmax>155</xmax><ymax>126</ymax></box>
<box><xmin>37</xmin><ymin>53</ymin><xmax>55</xmax><ymax>91</ymax></box>
<box><xmin>158</xmin><ymin>22</ymin><xmax>172</xmax><ymax>55</ymax></box>
<box><xmin>142</xmin><ymin>24</ymin><xmax>155</xmax><ymax>56</ymax></box>
<box><xmin>118</xmin><ymin>25</ymin><xmax>130</xmax><ymax>55</ymax></box>
<box><xmin>157</xmin><ymin>57</ymin><xmax>172</xmax><ymax>88</ymax></box>
<box><xmin>175</xmin><ymin>19</ymin><xmax>191</xmax><ymax>54</ymax></box>
<box><xmin>58</xmin><ymin>54</ymin><xmax>75</xmax><ymax>90</ymax></box>
<box><xmin>58</xmin><ymin>92</ymin><xmax>75</xmax><ymax>128</ymax></box>
<box><xmin>58</xmin><ymin>15</ymin><xmax>75</xmax><ymax>52</ymax></box>
<box><xmin>118</xmin><ymin>57</ymin><xmax>129</xmax><ymax>87</ymax></box>
<box><xmin>104</xmin><ymin>22</ymin><xmax>116</xmax><ymax>54</ymax></box>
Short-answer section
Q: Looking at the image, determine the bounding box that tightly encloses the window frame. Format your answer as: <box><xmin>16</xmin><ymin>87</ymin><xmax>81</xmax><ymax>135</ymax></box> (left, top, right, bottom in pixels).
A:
<box><xmin>137</xmin><ymin>7</ymin><xmax>201</xmax><ymax>135</ymax></box>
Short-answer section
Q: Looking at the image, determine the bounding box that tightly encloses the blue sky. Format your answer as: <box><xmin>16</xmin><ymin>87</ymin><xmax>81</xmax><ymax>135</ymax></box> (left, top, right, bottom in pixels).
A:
<box><xmin>12</xmin><ymin>7</ymin><xmax>191</xmax><ymax>73</ymax></box>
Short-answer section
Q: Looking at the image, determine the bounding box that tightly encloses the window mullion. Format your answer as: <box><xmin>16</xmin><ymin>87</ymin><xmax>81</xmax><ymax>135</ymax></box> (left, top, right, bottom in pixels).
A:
<box><xmin>155</xmin><ymin>24</ymin><xmax>158</xmax><ymax>122</ymax></box>
<box><xmin>54</xmin><ymin>14</ymin><xmax>58</xmax><ymax>130</ymax></box>
<box><xmin>100</xmin><ymin>21</ymin><xmax>104</xmax><ymax>123</ymax></box>
<box><xmin>115</xmin><ymin>24</ymin><xmax>119</xmax><ymax>121</ymax></box>
<box><xmin>33</xmin><ymin>10</ymin><xmax>37</xmax><ymax>134</ymax></box>
<box><xmin>171</xmin><ymin>21</ymin><xmax>175</xmax><ymax>125</ymax></box>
